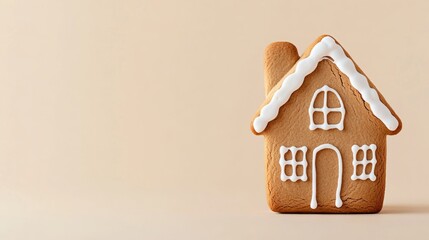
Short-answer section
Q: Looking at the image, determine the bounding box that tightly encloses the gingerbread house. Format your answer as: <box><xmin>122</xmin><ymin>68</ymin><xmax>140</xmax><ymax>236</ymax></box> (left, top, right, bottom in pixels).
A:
<box><xmin>251</xmin><ymin>35</ymin><xmax>401</xmax><ymax>213</ymax></box>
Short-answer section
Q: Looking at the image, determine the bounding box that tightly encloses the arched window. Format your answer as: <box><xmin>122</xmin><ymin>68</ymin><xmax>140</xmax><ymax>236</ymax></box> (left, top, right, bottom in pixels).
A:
<box><xmin>308</xmin><ymin>85</ymin><xmax>345</xmax><ymax>130</ymax></box>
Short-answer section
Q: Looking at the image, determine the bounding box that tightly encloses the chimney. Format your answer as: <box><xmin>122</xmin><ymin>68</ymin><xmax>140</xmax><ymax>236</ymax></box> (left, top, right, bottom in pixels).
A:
<box><xmin>264</xmin><ymin>42</ymin><xmax>299</xmax><ymax>95</ymax></box>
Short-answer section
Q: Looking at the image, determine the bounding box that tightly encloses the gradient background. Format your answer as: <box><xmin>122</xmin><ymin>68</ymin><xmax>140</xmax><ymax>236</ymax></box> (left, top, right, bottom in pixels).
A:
<box><xmin>0</xmin><ymin>0</ymin><xmax>428</xmax><ymax>239</ymax></box>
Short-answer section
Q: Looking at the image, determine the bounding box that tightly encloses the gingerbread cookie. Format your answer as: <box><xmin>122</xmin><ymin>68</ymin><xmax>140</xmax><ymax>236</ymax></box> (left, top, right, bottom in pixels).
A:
<box><xmin>251</xmin><ymin>35</ymin><xmax>402</xmax><ymax>213</ymax></box>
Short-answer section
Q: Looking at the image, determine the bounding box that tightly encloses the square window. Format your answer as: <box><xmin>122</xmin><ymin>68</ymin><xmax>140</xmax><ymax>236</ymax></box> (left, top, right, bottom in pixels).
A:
<box><xmin>351</xmin><ymin>144</ymin><xmax>377</xmax><ymax>181</ymax></box>
<box><xmin>279</xmin><ymin>146</ymin><xmax>308</xmax><ymax>182</ymax></box>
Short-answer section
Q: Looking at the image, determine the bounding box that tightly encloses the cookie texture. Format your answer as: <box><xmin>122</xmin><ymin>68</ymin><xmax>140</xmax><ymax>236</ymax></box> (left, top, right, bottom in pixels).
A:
<box><xmin>264</xmin><ymin>42</ymin><xmax>299</xmax><ymax>95</ymax></box>
<box><xmin>251</xmin><ymin>35</ymin><xmax>402</xmax><ymax>213</ymax></box>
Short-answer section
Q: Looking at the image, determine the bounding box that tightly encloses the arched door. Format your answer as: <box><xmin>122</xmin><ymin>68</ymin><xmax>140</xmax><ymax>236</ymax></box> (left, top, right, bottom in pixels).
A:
<box><xmin>310</xmin><ymin>144</ymin><xmax>343</xmax><ymax>209</ymax></box>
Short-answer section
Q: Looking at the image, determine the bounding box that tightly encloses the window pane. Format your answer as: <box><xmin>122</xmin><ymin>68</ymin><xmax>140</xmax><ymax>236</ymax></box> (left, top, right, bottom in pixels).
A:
<box><xmin>284</xmin><ymin>164</ymin><xmax>293</xmax><ymax>176</ymax></box>
<box><xmin>295</xmin><ymin>150</ymin><xmax>303</xmax><ymax>162</ymax></box>
<box><xmin>327</xmin><ymin>112</ymin><xmax>342</xmax><ymax>125</ymax></box>
<box><xmin>313</xmin><ymin>111</ymin><xmax>324</xmax><ymax>125</ymax></box>
<box><xmin>356</xmin><ymin>149</ymin><xmax>364</xmax><ymax>161</ymax></box>
<box><xmin>327</xmin><ymin>91</ymin><xmax>341</xmax><ymax>108</ymax></box>
<box><xmin>365</xmin><ymin>163</ymin><xmax>372</xmax><ymax>175</ymax></box>
<box><xmin>367</xmin><ymin>149</ymin><xmax>373</xmax><ymax>160</ymax></box>
<box><xmin>284</xmin><ymin>150</ymin><xmax>292</xmax><ymax>160</ymax></box>
<box><xmin>296</xmin><ymin>165</ymin><xmax>303</xmax><ymax>176</ymax></box>
<box><xmin>356</xmin><ymin>164</ymin><xmax>363</xmax><ymax>176</ymax></box>
<box><xmin>313</xmin><ymin>91</ymin><xmax>324</xmax><ymax>108</ymax></box>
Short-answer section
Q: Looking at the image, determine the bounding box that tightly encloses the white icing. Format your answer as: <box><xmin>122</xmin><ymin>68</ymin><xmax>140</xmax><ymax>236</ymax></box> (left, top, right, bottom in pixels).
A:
<box><xmin>308</xmin><ymin>85</ymin><xmax>345</xmax><ymax>130</ymax></box>
<box><xmin>310</xmin><ymin>144</ymin><xmax>343</xmax><ymax>209</ymax></box>
<box><xmin>279</xmin><ymin>146</ymin><xmax>308</xmax><ymax>182</ymax></box>
<box><xmin>351</xmin><ymin>144</ymin><xmax>377</xmax><ymax>181</ymax></box>
<box><xmin>253</xmin><ymin>36</ymin><xmax>399</xmax><ymax>133</ymax></box>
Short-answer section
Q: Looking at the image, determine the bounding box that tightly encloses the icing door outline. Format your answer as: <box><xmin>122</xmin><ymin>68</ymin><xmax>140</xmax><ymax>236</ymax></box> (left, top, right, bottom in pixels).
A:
<box><xmin>310</xmin><ymin>144</ymin><xmax>343</xmax><ymax>209</ymax></box>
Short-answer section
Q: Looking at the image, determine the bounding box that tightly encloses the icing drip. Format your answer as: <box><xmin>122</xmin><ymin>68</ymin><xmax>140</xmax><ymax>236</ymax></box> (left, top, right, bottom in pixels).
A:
<box><xmin>310</xmin><ymin>144</ymin><xmax>343</xmax><ymax>209</ymax></box>
<box><xmin>253</xmin><ymin>36</ymin><xmax>399</xmax><ymax>133</ymax></box>
<box><xmin>351</xmin><ymin>144</ymin><xmax>377</xmax><ymax>181</ymax></box>
<box><xmin>308</xmin><ymin>85</ymin><xmax>345</xmax><ymax>130</ymax></box>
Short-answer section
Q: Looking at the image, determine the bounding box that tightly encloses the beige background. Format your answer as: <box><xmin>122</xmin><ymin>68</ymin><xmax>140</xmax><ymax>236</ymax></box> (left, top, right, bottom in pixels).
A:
<box><xmin>0</xmin><ymin>0</ymin><xmax>428</xmax><ymax>239</ymax></box>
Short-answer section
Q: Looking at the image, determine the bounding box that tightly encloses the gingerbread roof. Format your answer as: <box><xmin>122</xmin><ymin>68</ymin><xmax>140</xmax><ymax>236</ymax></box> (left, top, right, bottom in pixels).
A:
<box><xmin>251</xmin><ymin>35</ymin><xmax>402</xmax><ymax>135</ymax></box>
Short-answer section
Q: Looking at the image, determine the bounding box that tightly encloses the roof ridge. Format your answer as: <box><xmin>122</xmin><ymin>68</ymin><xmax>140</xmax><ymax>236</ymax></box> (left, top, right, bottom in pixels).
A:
<box><xmin>252</xmin><ymin>36</ymin><xmax>400</xmax><ymax>134</ymax></box>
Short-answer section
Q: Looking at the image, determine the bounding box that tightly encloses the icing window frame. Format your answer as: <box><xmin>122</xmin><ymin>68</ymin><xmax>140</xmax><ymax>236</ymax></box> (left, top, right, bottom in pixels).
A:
<box><xmin>308</xmin><ymin>85</ymin><xmax>345</xmax><ymax>131</ymax></box>
<box><xmin>351</xmin><ymin>144</ymin><xmax>377</xmax><ymax>181</ymax></box>
<box><xmin>279</xmin><ymin>146</ymin><xmax>308</xmax><ymax>182</ymax></box>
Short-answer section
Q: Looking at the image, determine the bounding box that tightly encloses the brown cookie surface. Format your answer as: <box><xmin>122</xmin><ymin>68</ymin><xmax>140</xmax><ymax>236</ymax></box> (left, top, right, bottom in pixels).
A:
<box><xmin>251</xmin><ymin>35</ymin><xmax>401</xmax><ymax>213</ymax></box>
